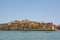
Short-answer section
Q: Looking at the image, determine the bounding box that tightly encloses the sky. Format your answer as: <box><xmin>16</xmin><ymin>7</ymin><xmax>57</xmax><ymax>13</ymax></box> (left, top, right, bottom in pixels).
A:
<box><xmin>0</xmin><ymin>0</ymin><xmax>60</xmax><ymax>25</ymax></box>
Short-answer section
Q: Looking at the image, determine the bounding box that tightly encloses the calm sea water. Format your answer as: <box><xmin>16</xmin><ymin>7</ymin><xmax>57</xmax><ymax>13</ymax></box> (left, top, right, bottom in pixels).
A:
<box><xmin>0</xmin><ymin>30</ymin><xmax>60</xmax><ymax>40</ymax></box>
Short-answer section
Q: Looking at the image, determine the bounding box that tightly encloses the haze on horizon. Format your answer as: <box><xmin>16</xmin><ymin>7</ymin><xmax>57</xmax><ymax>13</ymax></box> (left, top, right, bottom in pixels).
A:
<box><xmin>0</xmin><ymin>0</ymin><xmax>60</xmax><ymax>25</ymax></box>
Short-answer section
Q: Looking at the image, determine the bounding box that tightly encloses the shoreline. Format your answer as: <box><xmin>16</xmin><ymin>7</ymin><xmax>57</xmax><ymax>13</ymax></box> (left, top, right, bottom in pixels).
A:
<box><xmin>0</xmin><ymin>30</ymin><xmax>57</xmax><ymax>31</ymax></box>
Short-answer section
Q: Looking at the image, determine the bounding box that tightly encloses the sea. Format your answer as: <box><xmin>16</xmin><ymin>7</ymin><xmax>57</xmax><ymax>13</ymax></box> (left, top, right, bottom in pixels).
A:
<box><xmin>0</xmin><ymin>30</ymin><xmax>60</xmax><ymax>40</ymax></box>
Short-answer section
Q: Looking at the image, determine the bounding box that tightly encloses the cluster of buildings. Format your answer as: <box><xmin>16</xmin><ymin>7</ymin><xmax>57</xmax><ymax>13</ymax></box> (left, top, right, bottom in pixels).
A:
<box><xmin>0</xmin><ymin>19</ymin><xmax>57</xmax><ymax>31</ymax></box>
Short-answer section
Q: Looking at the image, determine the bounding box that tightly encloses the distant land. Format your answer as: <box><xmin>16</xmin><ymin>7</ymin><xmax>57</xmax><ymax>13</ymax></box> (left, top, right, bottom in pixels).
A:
<box><xmin>0</xmin><ymin>19</ymin><xmax>59</xmax><ymax>31</ymax></box>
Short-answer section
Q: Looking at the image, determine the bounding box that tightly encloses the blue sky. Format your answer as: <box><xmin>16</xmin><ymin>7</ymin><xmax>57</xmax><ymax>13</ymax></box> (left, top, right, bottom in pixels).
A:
<box><xmin>0</xmin><ymin>0</ymin><xmax>60</xmax><ymax>25</ymax></box>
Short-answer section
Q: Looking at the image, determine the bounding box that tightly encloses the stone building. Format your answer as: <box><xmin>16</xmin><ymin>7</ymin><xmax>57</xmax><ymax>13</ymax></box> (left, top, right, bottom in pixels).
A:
<box><xmin>0</xmin><ymin>23</ymin><xmax>9</xmax><ymax>30</ymax></box>
<box><xmin>0</xmin><ymin>19</ymin><xmax>57</xmax><ymax>30</ymax></box>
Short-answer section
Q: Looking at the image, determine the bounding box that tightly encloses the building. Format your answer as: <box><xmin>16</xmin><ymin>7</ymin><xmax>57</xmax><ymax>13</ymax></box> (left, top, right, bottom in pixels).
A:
<box><xmin>0</xmin><ymin>19</ymin><xmax>58</xmax><ymax>30</ymax></box>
